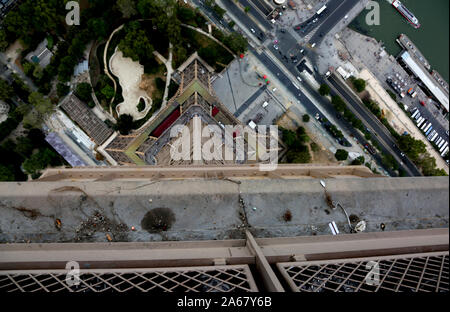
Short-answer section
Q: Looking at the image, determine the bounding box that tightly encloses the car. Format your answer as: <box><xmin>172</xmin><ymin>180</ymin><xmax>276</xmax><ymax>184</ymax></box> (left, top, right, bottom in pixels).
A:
<box><xmin>271</xmin><ymin>19</ymin><xmax>276</xmax><ymax>24</ymax></box>
<box><xmin>344</xmin><ymin>14</ymin><xmax>349</xmax><ymax>19</ymax></box>
<box><xmin>273</xmin><ymin>45</ymin><xmax>279</xmax><ymax>50</ymax></box>
<box><xmin>292</xmin><ymin>59</ymin><xmax>298</xmax><ymax>64</ymax></box>
<box><xmin>272</xmin><ymin>88</ymin><xmax>277</xmax><ymax>92</ymax></box>
<box><xmin>296</xmin><ymin>76</ymin><xmax>302</xmax><ymax>82</ymax></box>
<box><xmin>295</xmin><ymin>26</ymin><xmax>301</xmax><ymax>30</ymax></box>
<box><xmin>311</xmin><ymin>43</ymin><xmax>316</xmax><ymax>48</ymax></box>
<box><xmin>250</xmin><ymin>28</ymin><xmax>255</xmax><ymax>33</ymax></box>
<box><xmin>300</xmin><ymin>49</ymin><xmax>304</xmax><ymax>54</ymax></box>
<box><xmin>313</xmin><ymin>18</ymin><xmax>318</xmax><ymax>23</ymax></box>
<box><xmin>280</xmin><ymin>29</ymin><xmax>286</xmax><ymax>33</ymax></box>
<box><xmin>400</xmin><ymin>152</ymin><xmax>406</xmax><ymax>158</ymax></box>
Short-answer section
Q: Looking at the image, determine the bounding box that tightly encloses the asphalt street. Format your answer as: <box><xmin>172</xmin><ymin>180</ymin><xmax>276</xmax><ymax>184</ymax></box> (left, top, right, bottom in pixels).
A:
<box><xmin>236</xmin><ymin>0</ymin><xmax>273</xmax><ymax>30</ymax></box>
<box><xmin>199</xmin><ymin>0</ymin><xmax>415</xmax><ymax>176</ymax></box>
<box><xmin>309</xmin><ymin>0</ymin><xmax>360</xmax><ymax>45</ymax></box>
<box><xmin>294</xmin><ymin>0</ymin><xmax>343</xmax><ymax>37</ymax></box>
<box><xmin>328</xmin><ymin>74</ymin><xmax>422</xmax><ymax>176</ymax></box>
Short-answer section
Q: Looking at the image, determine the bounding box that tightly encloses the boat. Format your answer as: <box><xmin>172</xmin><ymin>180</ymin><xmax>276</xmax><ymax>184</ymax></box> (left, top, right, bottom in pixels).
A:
<box><xmin>392</xmin><ymin>0</ymin><xmax>420</xmax><ymax>29</ymax></box>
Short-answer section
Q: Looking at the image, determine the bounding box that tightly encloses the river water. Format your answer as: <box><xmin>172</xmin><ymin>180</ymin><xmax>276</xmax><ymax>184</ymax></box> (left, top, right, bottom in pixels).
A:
<box><xmin>350</xmin><ymin>0</ymin><xmax>449</xmax><ymax>82</ymax></box>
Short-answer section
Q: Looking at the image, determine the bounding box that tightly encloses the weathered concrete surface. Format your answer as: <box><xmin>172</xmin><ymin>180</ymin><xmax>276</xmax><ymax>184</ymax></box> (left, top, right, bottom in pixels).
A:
<box><xmin>0</xmin><ymin>177</ymin><xmax>448</xmax><ymax>243</ymax></box>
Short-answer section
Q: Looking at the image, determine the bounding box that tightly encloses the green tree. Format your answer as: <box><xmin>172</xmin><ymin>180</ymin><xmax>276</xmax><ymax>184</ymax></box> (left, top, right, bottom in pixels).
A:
<box><xmin>14</xmin><ymin>137</ymin><xmax>34</xmax><ymax>158</ymax></box>
<box><xmin>22</xmin><ymin>61</ymin><xmax>36</xmax><ymax>77</ymax></box>
<box><xmin>23</xmin><ymin>148</ymin><xmax>59</xmax><ymax>175</ymax></box>
<box><xmin>223</xmin><ymin>33</ymin><xmax>248</xmax><ymax>54</ymax></box>
<box><xmin>351</xmin><ymin>156</ymin><xmax>365</xmax><ymax>166</ymax></box>
<box><xmin>88</xmin><ymin>18</ymin><xmax>109</xmax><ymax>41</ymax></box>
<box><xmin>0</xmin><ymin>164</ymin><xmax>15</xmax><ymax>181</ymax></box>
<box><xmin>119</xmin><ymin>23</ymin><xmax>154</xmax><ymax>62</ymax></box>
<box><xmin>101</xmin><ymin>85</ymin><xmax>115</xmax><ymax>100</ymax></box>
<box><xmin>335</xmin><ymin>149</ymin><xmax>349</xmax><ymax>161</ymax></box>
<box><xmin>117</xmin><ymin>0</ymin><xmax>137</xmax><ymax>18</ymax></box>
<box><xmin>57</xmin><ymin>83</ymin><xmax>70</xmax><ymax>98</ymax></box>
<box><xmin>310</xmin><ymin>142</ymin><xmax>319</xmax><ymax>152</ymax></box>
<box><xmin>116</xmin><ymin>114</ymin><xmax>134</xmax><ymax>135</ymax></box>
<box><xmin>302</xmin><ymin>114</ymin><xmax>310</xmax><ymax>123</ymax></box>
<box><xmin>0</xmin><ymin>30</ymin><xmax>8</xmax><ymax>51</ymax></box>
<box><xmin>0</xmin><ymin>78</ymin><xmax>14</xmax><ymax>100</ymax></box>
<box><xmin>76</xmin><ymin>82</ymin><xmax>93</xmax><ymax>102</ymax></box>
<box><xmin>28</xmin><ymin>92</ymin><xmax>54</xmax><ymax>116</ymax></box>
<box><xmin>318</xmin><ymin>84</ymin><xmax>330</xmax><ymax>96</ymax></box>
<box><xmin>352</xmin><ymin>78</ymin><xmax>366</xmax><ymax>92</ymax></box>
<box><xmin>213</xmin><ymin>4</ymin><xmax>226</xmax><ymax>18</ymax></box>
<box><xmin>244</xmin><ymin>6</ymin><xmax>250</xmax><ymax>13</ymax></box>
<box><xmin>331</xmin><ymin>96</ymin><xmax>346</xmax><ymax>112</ymax></box>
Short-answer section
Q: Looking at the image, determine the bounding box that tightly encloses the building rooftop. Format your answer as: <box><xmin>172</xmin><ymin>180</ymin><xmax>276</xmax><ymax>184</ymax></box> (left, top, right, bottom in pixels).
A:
<box><xmin>59</xmin><ymin>94</ymin><xmax>114</xmax><ymax>146</ymax></box>
<box><xmin>400</xmin><ymin>51</ymin><xmax>449</xmax><ymax>111</ymax></box>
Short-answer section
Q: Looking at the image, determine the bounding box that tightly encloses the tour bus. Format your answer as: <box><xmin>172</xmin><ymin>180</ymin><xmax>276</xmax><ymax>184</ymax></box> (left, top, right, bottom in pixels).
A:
<box><xmin>439</xmin><ymin>142</ymin><xmax>448</xmax><ymax>153</ymax></box>
<box><xmin>427</xmin><ymin>130</ymin><xmax>436</xmax><ymax>140</ymax></box>
<box><xmin>419</xmin><ymin>119</ymin><xmax>428</xmax><ymax>130</ymax></box>
<box><xmin>317</xmin><ymin>5</ymin><xmax>327</xmax><ymax>15</ymax></box>
<box><xmin>441</xmin><ymin>146</ymin><xmax>449</xmax><ymax>157</ymax></box>
<box><xmin>437</xmin><ymin>139</ymin><xmax>445</xmax><ymax>150</ymax></box>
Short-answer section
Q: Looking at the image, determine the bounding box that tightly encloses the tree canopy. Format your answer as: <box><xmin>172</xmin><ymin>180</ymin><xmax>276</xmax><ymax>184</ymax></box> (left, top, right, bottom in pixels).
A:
<box><xmin>335</xmin><ymin>149</ymin><xmax>349</xmax><ymax>161</ymax></box>
<box><xmin>0</xmin><ymin>78</ymin><xmax>14</xmax><ymax>101</ymax></box>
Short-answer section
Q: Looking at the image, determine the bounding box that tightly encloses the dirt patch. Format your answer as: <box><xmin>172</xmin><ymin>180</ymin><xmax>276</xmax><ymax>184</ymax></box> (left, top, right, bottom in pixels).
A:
<box><xmin>139</xmin><ymin>73</ymin><xmax>165</xmax><ymax>99</ymax></box>
<box><xmin>141</xmin><ymin>208</ymin><xmax>176</xmax><ymax>233</ymax></box>
<box><xmin>283</xmin><ymin>210</ymin><xmax>292</xmax><ymax>222</ymax></box>
<box><xmin>325</xmin><ymin>191</ymin><xmax>334</xmax><ymax>209</ymax></box>
<box><xmin>75</xmin><ymin>210</ymin><xmax>128</xmax><ymax>242</ymax></box>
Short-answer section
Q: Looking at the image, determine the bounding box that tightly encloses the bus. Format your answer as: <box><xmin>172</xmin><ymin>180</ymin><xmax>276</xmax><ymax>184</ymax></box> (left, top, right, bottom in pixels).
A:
<box><xmin>317</xmin><ymin>5</ymin><xmax>327</xmax><ymax>15</ymax></box>
<box><xmin>425</xmin><ymin>127</ymin><xmax>433</xmax><ymax>136</ymax></box>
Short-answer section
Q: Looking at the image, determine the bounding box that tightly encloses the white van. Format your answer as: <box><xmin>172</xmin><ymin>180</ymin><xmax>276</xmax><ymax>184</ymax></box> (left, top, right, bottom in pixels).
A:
<box><xmin>262</xmin><ymin>101</ymin><xmax>269</xmax><ymax>109</ymax></box>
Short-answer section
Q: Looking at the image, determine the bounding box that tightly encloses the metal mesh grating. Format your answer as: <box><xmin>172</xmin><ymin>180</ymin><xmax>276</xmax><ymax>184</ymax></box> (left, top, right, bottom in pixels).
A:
<box><xmin>277</xmin><ymin>252</ymin><xmax>449</xmax><ymax>292</ymax></box>
<box><xmin>0</xmin><ymin>265</ymin><xmax>258</xmax><ymax>293</ymax></box>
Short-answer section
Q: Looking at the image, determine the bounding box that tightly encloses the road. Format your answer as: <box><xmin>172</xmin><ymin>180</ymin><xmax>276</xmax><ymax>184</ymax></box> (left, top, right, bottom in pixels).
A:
<box><xmin>200</xmin><ymin>0</ymin><xmax>414</xmax><ymax>175</ymax></box>
<box><xmin>328</xmin><ymin>74</ymin><xmax>422</xmax><ymax>176</ymax></box>
<box><xmin>308</xmin><ymin>0</ymin><xmax>360</xmax><ymax>46</ymax></box>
